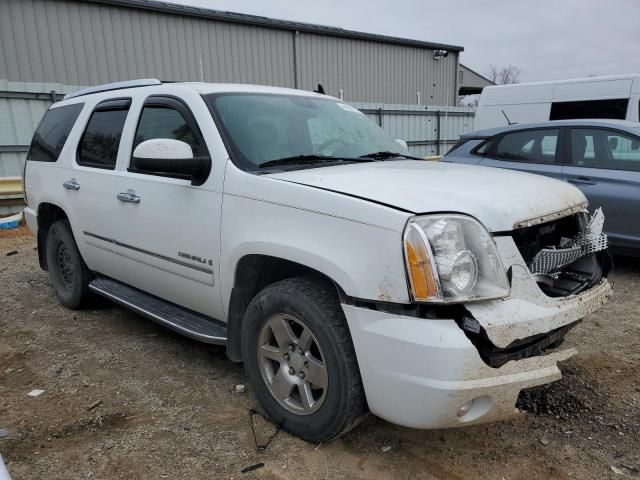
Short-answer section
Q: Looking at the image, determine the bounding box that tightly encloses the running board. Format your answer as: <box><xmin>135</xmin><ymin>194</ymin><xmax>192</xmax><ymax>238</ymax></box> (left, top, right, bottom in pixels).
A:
<box><xmin>89</xmin><ymin>277</ymin><xmax>227</xmax><ymax>344</ymax></box>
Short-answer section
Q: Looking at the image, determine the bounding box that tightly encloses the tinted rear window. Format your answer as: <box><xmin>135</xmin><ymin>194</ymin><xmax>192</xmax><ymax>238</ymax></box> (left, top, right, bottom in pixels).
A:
<box><xmin>27</xmin><ymin>103</ymin><xmax>84</xmax><ymax>162</ymax></box>
<box><xmin>77</xmin><ymin>104</ymin><xmax>129</xmax><ymax>169</ymax></box>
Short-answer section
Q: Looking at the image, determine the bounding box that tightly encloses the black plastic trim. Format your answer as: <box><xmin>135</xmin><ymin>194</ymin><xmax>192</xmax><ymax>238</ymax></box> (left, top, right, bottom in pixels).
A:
<box><xmin>461</xmin><ymin>320</ymin><xmax>579</xmax><ymax>369</ymax></box>
<box><xmin>83</xmin><ymin>231</ymin><xmax>214</xmax><ymax>275</ymax></box>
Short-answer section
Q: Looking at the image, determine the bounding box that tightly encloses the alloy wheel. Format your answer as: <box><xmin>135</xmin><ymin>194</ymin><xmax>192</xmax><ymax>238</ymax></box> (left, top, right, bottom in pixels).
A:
<box><xmin>257</xmin><ymin>313</ymin><xmax>328</xmax><ymax>415</ymax></box>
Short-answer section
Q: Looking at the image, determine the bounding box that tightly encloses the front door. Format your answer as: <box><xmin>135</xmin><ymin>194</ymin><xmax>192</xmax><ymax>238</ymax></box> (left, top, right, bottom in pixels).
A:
<box><xmin>565</xmin><ymin>127</ymin><xmax>640</xmax><ymax>251</ymax></box>
<box><xmin>114</xmin><ymin>94</ymin><xmax>224</xmax><ymax>319</ymax></box>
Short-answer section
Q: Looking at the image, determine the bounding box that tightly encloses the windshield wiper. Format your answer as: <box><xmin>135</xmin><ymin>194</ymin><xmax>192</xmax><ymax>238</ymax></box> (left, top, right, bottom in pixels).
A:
<box><xmin>359</xmin><ymin>151</ymin><xmax>423</xmax><ymax>160</ymax></box>
<box><xmin>259</xmin><ymin>155</ymin><xmax>371</xmax><ymax>169</ymax></box>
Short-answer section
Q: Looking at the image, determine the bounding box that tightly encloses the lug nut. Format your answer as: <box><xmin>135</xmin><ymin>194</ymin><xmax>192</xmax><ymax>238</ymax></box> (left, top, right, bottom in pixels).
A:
<box><xmin>304</xmin><ymin>361</ymin><xmax>309</xmax><ymax>368</ymax></box>
<box><xmin>289</xmin><ymin>367</ymin><xmax>295</xmax><ymax>375</ymax></box>
<box><xmin>298</xmin><ymin>371</ymin><xmax>305</xmax><ymax>379</ymax></box>
<box><xmin>298</xmin><ymin>347</ymin><xmax>304</xmax><ymax>354</ymax></box>
<box><xmin>289</xmin><ymin>344</ymin><xmax>295</xmax><ymax>352</ymax></box>
<box><xmin>283</xmin><ymin>353</ymin><xmax>290</xmax><ymax>361</ymax></box>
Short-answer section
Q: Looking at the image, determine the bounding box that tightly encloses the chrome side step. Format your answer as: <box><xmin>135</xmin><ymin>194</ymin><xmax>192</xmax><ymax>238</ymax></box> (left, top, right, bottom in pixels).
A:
<box><xmin>89</xmin><ymin>277</ymin><xmax>227</xmax><ymax>345</ymax></box>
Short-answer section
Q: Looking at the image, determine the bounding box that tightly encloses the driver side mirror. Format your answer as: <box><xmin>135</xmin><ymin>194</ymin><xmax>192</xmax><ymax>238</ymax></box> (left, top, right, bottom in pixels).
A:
<box><xmin>131</xmin><ymin>139</ymin><xmax>211</xmax><ymax>186</ymax></box>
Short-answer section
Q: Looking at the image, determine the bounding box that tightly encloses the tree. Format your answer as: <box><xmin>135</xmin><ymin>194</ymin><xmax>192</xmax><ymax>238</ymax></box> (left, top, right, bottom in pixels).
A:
<box><xmin>487</xmin><ymin>64</ymin><xmax>521</xmax><ymax>85</ymax></box>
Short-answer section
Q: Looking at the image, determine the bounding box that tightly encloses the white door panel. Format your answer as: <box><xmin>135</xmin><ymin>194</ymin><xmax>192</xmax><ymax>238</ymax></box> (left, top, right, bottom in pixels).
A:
<box><xmin>67</xmin><ymin>99</ymin><xmax>133</xmax><ymax>280</ymax></box>
<box><xmin>70</xmin><ymin>169</ymin><xmax>123</xmax><ymax>279</ymax></box>
<box><xmin>114</xmin><ymin>179</ymin><xmax>221</xmax><ymax>317</ymax></box>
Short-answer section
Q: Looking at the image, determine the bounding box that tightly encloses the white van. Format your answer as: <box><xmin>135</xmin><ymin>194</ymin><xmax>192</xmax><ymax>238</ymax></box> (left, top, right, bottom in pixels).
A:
<box><xmin>475</xmin><ymin>74</ymin><xmax>640</xmax><ymax>130</ymax></box>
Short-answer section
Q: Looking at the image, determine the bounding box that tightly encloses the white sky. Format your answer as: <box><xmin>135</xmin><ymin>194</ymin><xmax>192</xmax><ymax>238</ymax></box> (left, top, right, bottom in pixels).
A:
<box><xmin>169</xmin><ymin>0</ymin><xmax>640</xmax><ymax>82</ymax></box>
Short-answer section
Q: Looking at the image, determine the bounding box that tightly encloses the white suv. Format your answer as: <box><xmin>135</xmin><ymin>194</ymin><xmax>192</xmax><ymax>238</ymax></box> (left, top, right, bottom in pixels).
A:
<box><xmin>23</xmin><ymin>79</ymin><xmax>612</xmax><ymax>442</ymax></box>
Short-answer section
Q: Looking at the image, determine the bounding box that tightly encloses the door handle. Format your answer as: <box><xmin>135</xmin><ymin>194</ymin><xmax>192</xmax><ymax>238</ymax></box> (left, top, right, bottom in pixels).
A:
<box><xmin>62</xmin><ymin>179</ymin><xmax>80</xmax><ymax>191</ymax></box>
<box><xmin>567</xmin><ymin>177</ymin><xmax>597</xmax><ymax>186</ymax></box>
<box><xmin>117</xmin><ymin>190</ymin><xmax>140</xmax><ymax>204</ymax></box>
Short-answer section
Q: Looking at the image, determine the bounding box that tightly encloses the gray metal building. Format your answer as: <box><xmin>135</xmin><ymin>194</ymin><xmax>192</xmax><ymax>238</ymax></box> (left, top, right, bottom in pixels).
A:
<box><xmin>0</xmin><ymin>0</ymin><xmax>463</xmax><ymax>105</ymax></box>
<box><xmin>0</xmin><ymin>0</ymin><xmax>477</xmax><ymax>211</ymax></box>
<box><xmin>458</xmin><ymin>64</ymin><xmax>494</xmax><ymax>94</ymax></box>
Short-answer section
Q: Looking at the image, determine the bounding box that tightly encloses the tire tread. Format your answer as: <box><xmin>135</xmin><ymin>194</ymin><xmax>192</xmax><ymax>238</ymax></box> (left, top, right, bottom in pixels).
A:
<box><xmin>252</xmin><ymin>275</ymin><xmax>368</xmax><ymax>440</ymax></box>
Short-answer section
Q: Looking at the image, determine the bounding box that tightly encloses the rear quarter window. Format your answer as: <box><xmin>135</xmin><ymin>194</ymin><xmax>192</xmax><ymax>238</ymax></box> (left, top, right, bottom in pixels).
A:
<box><xmin>27</xmin><ymin>103</ymin><xmax>84</xmax><ymax>162</ymax></box>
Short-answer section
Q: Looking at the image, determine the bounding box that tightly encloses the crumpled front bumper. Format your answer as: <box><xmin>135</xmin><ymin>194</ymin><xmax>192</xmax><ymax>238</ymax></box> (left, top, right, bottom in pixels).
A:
<box><xmin>343</xmin><ymin>304</ymin><xmax>577</xmax><ymax>429</ymax></box>
<box><xmin>467</xmin><ymin>236</ymin><xmax>613</xmax><ymax>349</ymax></box>
<box><xmin>342</xmin><ymin>237</ymin><xmax>612</xmax><ymax>430</ymax></box>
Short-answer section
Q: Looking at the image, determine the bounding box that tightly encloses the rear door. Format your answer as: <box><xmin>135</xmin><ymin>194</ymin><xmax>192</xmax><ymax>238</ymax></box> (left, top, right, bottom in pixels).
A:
<box><xmin>479</xmin><ymin>128</ymin><xmax>565</xmax><ymax>180</ymax></box>
<box><xmin>565</xmin><ymin>127</ymin><xmax>640</xmax><ymax>250</ymax></box>
<box><xmin>67</xmin><ymin>98</ymin><xmax>132</xmax><ymax>280</ymax></box>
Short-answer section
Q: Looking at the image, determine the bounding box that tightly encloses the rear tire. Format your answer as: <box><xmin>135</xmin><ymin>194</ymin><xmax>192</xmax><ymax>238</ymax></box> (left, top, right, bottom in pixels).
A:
<box><xmin>45</xmin><ymin>220</ymin><xmax>91</xmax><ymax>309</ymax></box>
<box><xmin>241</xmin><ymin>276</ymin><xmax>367</xmax><ymax>442</ymax></box>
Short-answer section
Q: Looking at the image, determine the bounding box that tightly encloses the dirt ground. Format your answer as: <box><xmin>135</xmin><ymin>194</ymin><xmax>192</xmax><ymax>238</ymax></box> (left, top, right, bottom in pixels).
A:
<box><xmin>1</xmin><ymin>225</ymin><xmax>639</xmax><ymax>480</ymax></box>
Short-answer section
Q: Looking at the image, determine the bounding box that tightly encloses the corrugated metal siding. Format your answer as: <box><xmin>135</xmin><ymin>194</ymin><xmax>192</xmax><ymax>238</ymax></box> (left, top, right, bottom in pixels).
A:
<box><xmin>0</xmin><ymin>152</ymin><xmax>25</xmax><ymax>177</ymax></box>
<box><xmin>352</xmin><ymin>102</ymin><xmax>475</xmax><ymax>157</ymax></box>
<box><xmin>0</xmin><ymin>80</ymin><xmax>80</xmax><ymax>177</ymax></box>
<box><xmin>1</xmin><ymin>0</ymin><xmax>296</xmax><ymax>87</ymax></box>
<box><xmin>459</xmin><ymin>65</ymin><xmax>494</xmax><ymax>89</ymax></box>
<box><xmin>0</xmin><ymin>0</ymin><xmax>459</xmax><ymax>105</ymax></box>
<box><xmin>297</xmin><ymin>32</ymin><xmax>457</xmax><ymax>105</ymax></box>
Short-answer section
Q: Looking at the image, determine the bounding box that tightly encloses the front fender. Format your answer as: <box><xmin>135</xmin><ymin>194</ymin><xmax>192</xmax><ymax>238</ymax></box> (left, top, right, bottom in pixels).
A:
<box><xmin>219</xmin><ymin>193</ymin><xmax>411</xmax><ymax>316</ymax></box>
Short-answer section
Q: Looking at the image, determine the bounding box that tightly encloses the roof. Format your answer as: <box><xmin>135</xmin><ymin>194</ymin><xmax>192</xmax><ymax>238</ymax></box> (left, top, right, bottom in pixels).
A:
<box><xmin>482</xmin><ymin>73</ymin><xmax>640</xmax><ymax>91</ymax></box>
<box><xmin>57</xmin><ymin>81</ymin><xmax>334</xmax><ymax>106</ymax></box>
<box><xmin>459</xmin><ymin>64</ymin><xmax>495</xmax><ymax>85</ymax></box>
<box><xmin>463</xmin><ymin>119</ymin><xmax>640</xmax><ymax>138</ymax></box>
<box><xmin>85</xmin><ymin>0</ymin><xmax>464</xmax><ymax>52</ymax></box>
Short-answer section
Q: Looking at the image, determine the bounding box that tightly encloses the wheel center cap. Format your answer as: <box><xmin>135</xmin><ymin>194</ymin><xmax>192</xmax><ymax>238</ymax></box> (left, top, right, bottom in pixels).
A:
<box><xmin>290</xmin><ymin>352</ymin><xmax>304</xmax><ymax>370</ymax></box>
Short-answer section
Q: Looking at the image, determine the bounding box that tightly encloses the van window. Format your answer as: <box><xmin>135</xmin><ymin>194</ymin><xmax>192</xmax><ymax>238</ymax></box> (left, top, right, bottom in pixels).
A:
<box><xmin>27</xmin><ymin>103</ymin><xmax>84</xmax><ymax>162</ymax></box>
<box><xmin>571</xmin><ymin>128</ymin><xmax>640</xmax><ymax>171</ymax></box>
<box><xmin>494</xmin><ymin>129</ymin><xmax>559</xmax><ymax>164</ymax></box>
<box><xmin>550</xmin><ymin>99</ymin><xmax>628</xmax><ymax>121</ymax></box>
<box><xmin>77</xmin><ymin>99</ymin><xmax>130</xmax><ymax>169</ymax></box>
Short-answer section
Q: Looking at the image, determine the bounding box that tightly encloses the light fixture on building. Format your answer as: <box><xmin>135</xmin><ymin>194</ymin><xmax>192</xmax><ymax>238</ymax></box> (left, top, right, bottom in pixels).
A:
<box><xmin>433</xmin><ymin>50</ymin><xmax>449</xmax><ymax>60</ymax></box>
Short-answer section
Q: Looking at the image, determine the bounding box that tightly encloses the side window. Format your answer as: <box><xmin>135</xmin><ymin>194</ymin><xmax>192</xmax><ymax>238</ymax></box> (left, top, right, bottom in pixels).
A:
<box><xmin>550</xmin><ymin>99</ymin><xmax>629</xmax><ymax>121</ymax></box>
<box><xmin>27</xmin><ymin>103</ymin><xmax>84</xmax><ymax>162</ymax></box>
<box><xmin>494</xmin><ymin>129</ymin><xmax>559</xmax><ymax>164</ymax></box>
<box><xmin>133</xmin><ymin>105</ymin><xmax>202</xmax><ymax>157</ymax></box>
<box><xmin>77</xmin><ymin>99</ymin><xmax>131</xmax><ymax>169</ymax></box>
<box><xmin>571</xmin><ymin>128</ymin><xmax>640</xmax><ymax>171</ymax></box>
<box><xmin>129</xmin><ymin>97</ymin><xmax>209</xmax><ymax>179</ymax></box>
<box><xmin>471</xmin><ymin>139</ymin><xmax>493</xmax><ymax>156</ymax></box>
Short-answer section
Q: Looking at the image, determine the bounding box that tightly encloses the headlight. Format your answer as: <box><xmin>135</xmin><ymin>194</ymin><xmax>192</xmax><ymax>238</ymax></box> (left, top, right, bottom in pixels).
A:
<box><xmin>403</xmin><ymin>214</ymin><xmax>510</xmax><ymax>303</ymax></box>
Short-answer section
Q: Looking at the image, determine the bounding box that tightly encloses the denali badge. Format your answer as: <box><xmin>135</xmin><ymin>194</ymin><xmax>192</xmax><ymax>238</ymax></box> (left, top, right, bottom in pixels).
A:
<box><xmin>178</xmin><ymin>251</ymin><xmax>213</xmax><ymax>266</ymax></box>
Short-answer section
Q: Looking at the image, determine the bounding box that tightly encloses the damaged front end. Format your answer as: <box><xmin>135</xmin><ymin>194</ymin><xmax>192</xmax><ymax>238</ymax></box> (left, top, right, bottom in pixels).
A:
<box><xmin>514</xmin><ymin>208</ymin><xmax>611</xmax><ymax>297</ymax></box>
<box><xmin>461</xmin><ymin>208</ymin><xmax>613</xmax><ymax>368</ymax></box>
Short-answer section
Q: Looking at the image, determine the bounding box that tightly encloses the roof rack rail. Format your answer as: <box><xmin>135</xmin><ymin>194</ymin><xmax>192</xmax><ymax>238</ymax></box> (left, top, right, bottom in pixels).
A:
<box><xmin>63</xmin><ymin>79</ymin><xmax>162</xmax><ymax>100</ymax></box>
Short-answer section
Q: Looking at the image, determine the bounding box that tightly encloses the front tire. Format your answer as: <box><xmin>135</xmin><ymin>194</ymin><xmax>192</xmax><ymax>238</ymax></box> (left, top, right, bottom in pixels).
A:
<box><xmin>45</xmin><ymin>220</ymin><xmax>91</xmax><ymax>309</ymax></box>
<box><xmin>241</xmin><ymin>276</ymin><xmax>367</xmax><ymax>442</ymax></box>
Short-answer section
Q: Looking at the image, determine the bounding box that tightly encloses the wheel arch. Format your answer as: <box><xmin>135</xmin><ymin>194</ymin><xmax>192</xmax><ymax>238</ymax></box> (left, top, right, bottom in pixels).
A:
<box><xmin>225</xmin><ymin>254</ymin><xmax>347</xmax><ymax>362</ymax></box>
<box><xmin>36</xmin><ymin>202</ymin><xmax>71</xmax><ymax>270</ymax></box>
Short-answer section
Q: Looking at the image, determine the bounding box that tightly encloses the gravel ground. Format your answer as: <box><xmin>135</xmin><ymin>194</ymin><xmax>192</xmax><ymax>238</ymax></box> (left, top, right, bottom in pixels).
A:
<box><xmin>1</xmin><ymin>225</ymin><xmax>639</xmax><ymax>479</ymax></box>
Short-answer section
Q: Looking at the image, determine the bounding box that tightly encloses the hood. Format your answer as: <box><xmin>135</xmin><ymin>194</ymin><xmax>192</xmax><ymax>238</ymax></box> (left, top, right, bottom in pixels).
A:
<box><xmin>268</xmin><ymin>160</ymin><xmax>587</xmax><ymax>232</ymax></box>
